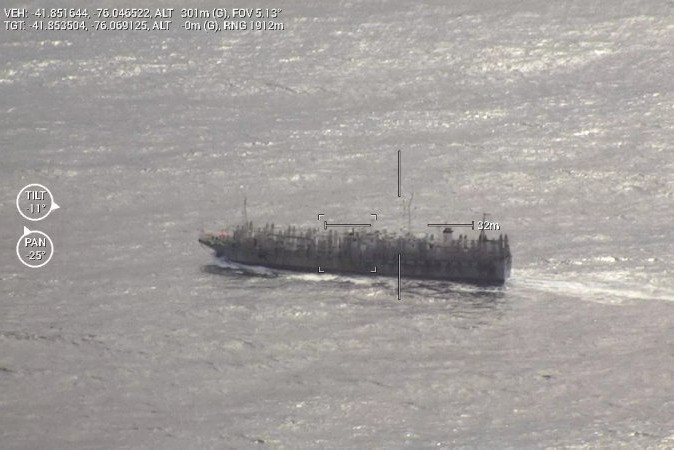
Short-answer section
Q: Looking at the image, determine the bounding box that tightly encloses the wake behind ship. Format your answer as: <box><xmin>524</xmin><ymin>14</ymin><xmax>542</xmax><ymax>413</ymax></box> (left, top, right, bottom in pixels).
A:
<box><xmin>199</xmin><ymin>222</ymin><xmax>511</xmax><ymax>285</ymax></box>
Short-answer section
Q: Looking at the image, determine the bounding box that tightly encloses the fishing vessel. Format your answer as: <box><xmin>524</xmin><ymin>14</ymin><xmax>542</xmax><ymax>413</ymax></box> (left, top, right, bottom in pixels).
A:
<box><xmin>199</xmin><ymin>220</ymin><xmax>511</xmax><ymax>285</ymax></box>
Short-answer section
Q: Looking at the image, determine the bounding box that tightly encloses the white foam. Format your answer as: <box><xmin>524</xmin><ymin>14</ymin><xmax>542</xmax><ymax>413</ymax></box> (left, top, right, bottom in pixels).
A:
<box><xmin>214</xmin><ymin>257</ymin><xmax>276</xmax><ymax>276</ymax></box>
<box><xmin>513</xmin><ymin>269</ymin><xmax>674</xmax><ymax>304</ymax></box>
<box><xmin>285</xmin><ymin>273</ymin><xmax>339</xmax><ymax>282</ymax></box>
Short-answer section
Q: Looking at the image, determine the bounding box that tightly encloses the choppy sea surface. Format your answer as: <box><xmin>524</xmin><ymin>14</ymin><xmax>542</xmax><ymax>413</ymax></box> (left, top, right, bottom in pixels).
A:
<box><xmin>1</xmin><ymin>1</ymin><xmax>673</xmax><ymax>448</ymax></box>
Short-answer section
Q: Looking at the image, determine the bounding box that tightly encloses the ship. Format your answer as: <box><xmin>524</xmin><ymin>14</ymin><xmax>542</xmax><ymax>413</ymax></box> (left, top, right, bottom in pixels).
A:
<box><xmin>199</xmin><ymin>220</ymin><xmax>511</xmax><ymax>285</ymax></box>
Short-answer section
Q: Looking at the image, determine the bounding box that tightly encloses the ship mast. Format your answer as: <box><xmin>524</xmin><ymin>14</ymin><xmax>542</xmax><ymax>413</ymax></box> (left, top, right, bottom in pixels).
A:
<box><xmin>243</xmin><ymin>195</ymin><xmax>248</xmax><ymax>225</ymax></box>
<box><xmin>407</xmin><ymin>193</ymin><xmax>413</xmax><ymax>233</ymax></box>
<box><xmin>479</xmin><ymin>212</ymin><xmax>488</xmax><ymax>241</ymax></box>
<box><xmin>401</xmin><ymin>193</ymin><xmax>414</xmax><ymax>235</ymax></box>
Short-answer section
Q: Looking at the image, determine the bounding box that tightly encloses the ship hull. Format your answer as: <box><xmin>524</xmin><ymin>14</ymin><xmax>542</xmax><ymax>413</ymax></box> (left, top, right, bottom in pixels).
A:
<box><xmin>200</xmin><ymin>237</ymin><xmax>511</xmax><ymax>286</ymax></box>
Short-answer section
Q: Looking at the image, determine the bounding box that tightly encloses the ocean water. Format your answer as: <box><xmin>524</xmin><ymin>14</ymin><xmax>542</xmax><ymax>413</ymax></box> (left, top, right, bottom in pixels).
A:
<box><xmin>1</xmin><ymin>1</ymin><xmax>673</xmax><ymax>448</ymax></box>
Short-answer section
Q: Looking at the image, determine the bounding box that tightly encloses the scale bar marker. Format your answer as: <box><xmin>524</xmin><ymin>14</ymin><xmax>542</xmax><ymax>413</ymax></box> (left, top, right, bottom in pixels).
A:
<box><xmin>427</xmin><ymin>221</ymin><xmax>475</xmax><ymax>230</ymax></box>
<box><xmin>324</xmin><ymin>222</ymin><xmax>372</xmax><ymax>228</ymax></box>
